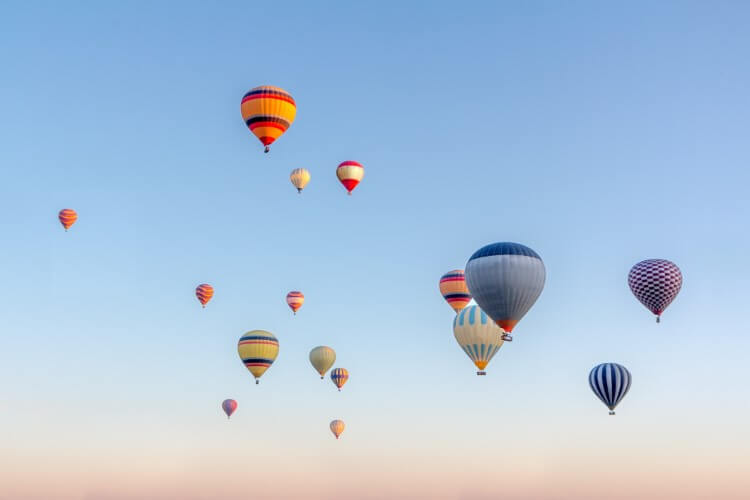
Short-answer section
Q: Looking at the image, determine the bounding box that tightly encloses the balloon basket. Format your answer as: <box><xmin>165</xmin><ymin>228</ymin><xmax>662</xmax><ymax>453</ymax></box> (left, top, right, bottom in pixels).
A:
<box><xmin>264</xmin><ymin>146</ymin><xmax>270</xmax><ymax>153</ymax></box>
<box><xmin>255</xmin><ymin>380</ymin><xmax>259</xmax><ymax>385</ymax></box>
<box><xmin>502</xmin><ymin>334</ymin><xmax>513</xmax><ymax>342</ymax></box>
<box><xmin>656</xmin><ymin>316</ymin><xmax>660</xmax><ymax>323</ymax></box>
<box><xmin>609</xmin><ymin>411</ymin><xmax>616</xmax><ymax>416</ymax></box>
<box><xmin>476</xmin><ymin>371</ymin><xmax>486</xmax><ymax>376</ymax></box>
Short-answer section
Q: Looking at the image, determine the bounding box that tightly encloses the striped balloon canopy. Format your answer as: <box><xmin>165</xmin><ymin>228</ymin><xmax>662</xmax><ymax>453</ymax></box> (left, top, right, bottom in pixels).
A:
<box><xmin>453</xmin><ymin>305</ymin><xmax>505</xmax><ymax>375</ymax></box>
<box><xmin>286</xmin><ymin>291</ymin><xmax>304</xmax><ymax>315</ymax></box>
<box><xmin>240</xmin><ymin>86</ymin><xmax>296</xmax><ymax>153</ymax></box>
<box><xmin>628</xmin><ymin>259</ymin><xmax>682</xmax><ymax>323</ymax></box>
<box><xmin>330</xmin><ymin>368</ymin><xmax>349</xmax><ymax>391</ymax></box>
<box><xmin>589</xmin><ymin>363</ymin><xmax>632</xmax><ymax>415</ymax></box>
<box><xmin>221</xmin><ymin>399</ymin><xmax>237</xmax><ymax>419</ymax></box>
<box><xmin>290</xmin><ymin>168</ymin><xmax>311</xmax><ymax>193</ymax></box>
<box><xmin>309</xmin><ymin>346</ymin><xmax>336</xmax><ymax>379</ymax></box>
<box><xmin>330</xmin><ymin>419</ymin><xmax>345</xmax><ymax>439</ymax></box>
<box><xmin>336</xmin><ymin>161</ymin><xmax>364</xmax><ymax>195</ymax></box>
<box><xmin>465</xmin><ymin>242</ymin><xmax>546</xmax><ymax>342</ymax></box>
<box><xmin>58</xmin><ymin>208</ymin><xmax>78</xmax><ymax>231</ymax></box>
<box><xmin>439</xmin><ymin>270</ymin><xmax>472</xmax><ymax>314</ymax></box>
<box><xmin>195</xmin><ymin>284</ymin><xmax>214</xmax><ymax>308</ymax></box>
<box><xmin>237</xmin><ymin>330</ymin><xmax>279</xmax><ymax>384</ymax></box>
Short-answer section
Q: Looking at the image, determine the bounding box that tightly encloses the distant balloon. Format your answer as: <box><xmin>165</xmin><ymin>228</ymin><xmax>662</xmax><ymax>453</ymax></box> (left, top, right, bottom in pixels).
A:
<box><xmin>336</xmin><ymin>161</ymin><xmax>364</xmax><ymax>195</ymax></box>
<box><xmin>237</xmin><ymin>330</ymin><xmax>279</xmax><ymax>384</ymax></box>
<box><xmin>309</xmin><ymin>346</ymin><xmax>336</xmax><ymax>379</ymax></box>
<box><xmin>290</xmin><ymin>168</ymin><xmax>311</xmax><ymax>193</ymax></box>
<box><xmin>286</xmin><ymin>291</ymin><xmax>304</xmax><ymax>315</ymax></box>
<box><xmin>453</xmin><ymin>305</ymin><xmax>505</xmax><ymax>375</ymax></box>
<box><xmin>439</xmin><ymin>270</ymin><xmax>472</xmax><ymax>314</ymax></box>
<box><xmin>589</xmin><ymin>363</ymin><xmax>632</xmax><ymax>415</ymax></box>
<box><xmin>330</xmin><ymin>419</ymin><xmax>345</xmax><ymax>439</ymax></box>
<box><xmin>465</xmin><ymin>242</ymin><xmax>546</xmax><ymax>342</ymax></box>
<box><xmin>222</xmin><ymin>399</ymin><xmax>238</xmax><ymax>419</ymax></box>
<box><xmin>196</xmin><ymin>284</ymin><xmax>214</xmax><ymax>308</ymax></box>
<box><xmin>628</xmin><ymin>259</ymin><xmax>682</xmax><ymax>323</ymax></box>
<box><xmin>58</xmin><ymin>208</ymin><xmax>78</xmax><ymax>231</ymax></box>
<box><xmin>330</xmin><ymin>368</ymin><xmax>349</xmax><ymax>391</ymax></box>
<box><xmin>240</xmin><ymin>86</ymin><xmax>296</xmax><ymax>153</ymax></box>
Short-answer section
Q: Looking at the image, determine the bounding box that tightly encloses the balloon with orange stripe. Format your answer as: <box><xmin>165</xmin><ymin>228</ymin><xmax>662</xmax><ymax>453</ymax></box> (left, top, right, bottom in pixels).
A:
<box><xmin>336</xmin><ymin>161</ymin><xmax>364</xmax><ymax>195</ymax></box>
<box><xmin>286</xmin><ymin>291</ymin><xmax>304</xmax><ymax>315</ymax></box>
<box><xmin>58</xmin><ymin>208</ymin><xmax>78</xmax><ymax>231</ymax></box>
<box><xmin>439</xmin><ymin>270</ymin><xmax>472</xmax><ymax>314</ymax></box>
<box><xmin>237</xmin><ymin>330</ymin><xmax>279</xmax><ymax>384</ymax></box>
<box><xmin>195</xmin><ymin>284</ymin><xmax>214</xmax><ymax>308</ymax></box>
<box><xmin>240</xmin><ymin>86</ymin><xmax>296</xmax><ymax>153</ymax></box>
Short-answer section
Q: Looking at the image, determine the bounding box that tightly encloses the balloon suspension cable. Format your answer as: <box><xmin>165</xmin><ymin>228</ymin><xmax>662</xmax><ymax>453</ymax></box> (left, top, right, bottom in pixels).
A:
<box><xmin>264</xmin><ymin>146</ymin><xmax>270</xmax><ymax>153</ymax></box>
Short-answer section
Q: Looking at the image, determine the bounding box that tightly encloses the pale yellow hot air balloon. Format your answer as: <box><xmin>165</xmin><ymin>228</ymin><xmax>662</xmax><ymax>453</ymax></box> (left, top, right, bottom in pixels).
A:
<box><xmin>330</xmin><ymin>419</ymin><xmax>345</xmax><ymax>439</ymax></box>
<box><xmin>237</xmin><ymin>330</ymin><xmax>279</xmax><ymax>384</ymax></box>
<box><xmin>453</xmin><ymin>305</ymin><xmax>504</xmax><ymax>375</ymax></box>
<box><xmin>309</xmin><ymin>346</ymin><xmax>336</xmax><ymax>379</ymax></box>
<box><xmin>290</xmin><ymin>168</ymin><xmax>310</xmax><ymax>193</ymax></box>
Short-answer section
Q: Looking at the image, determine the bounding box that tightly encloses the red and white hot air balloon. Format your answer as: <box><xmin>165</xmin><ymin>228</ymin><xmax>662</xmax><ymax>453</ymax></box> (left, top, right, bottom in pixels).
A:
<box><xmin>628</xmin><ymin>259</ymin><xmax>682</xmax><ymax>323</ymax></box>
<box><xmin>58</xmin><ymin>208</ymin><xmax>78</xmax><ymax>231</ymax></box>
<box><xmin>336</xmin><ymin>161</ymin><xmax>364</xmax><ymax>195</ymax></box>
<box><xmin>196</xmin><ymin>284</ymin><xmax>214</xmax><ymax>308</ymax></box>
<box><xmin>286</xmin><ymin>291</ymin><xmax>304</xmax><ymax>315</ymax></box>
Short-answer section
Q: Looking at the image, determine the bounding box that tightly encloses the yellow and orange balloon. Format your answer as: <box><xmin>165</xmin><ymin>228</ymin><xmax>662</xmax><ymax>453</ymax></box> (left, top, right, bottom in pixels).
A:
<box><xmin>286</xmin><ymin>291</ymin><xmax>304</xmax><ymax>315</ymax></box>
<box><xmin>290</xmin><ymin>168</ymin><xmax>310</xmax><ymax>193</ymax></box>
<box><xmin>240</xmin><ymin>86</ymin><xmax>296</xmax><ymax>153</ymax></box>
<box><xmin>58</xmin><ymin>208</ymin><xmax>77</xmax><ymax>231</ymax></box>
<box><xmin>195</xmin><ymin>284</ymin><xmax>214</xmax><ymax>308</ymax></box>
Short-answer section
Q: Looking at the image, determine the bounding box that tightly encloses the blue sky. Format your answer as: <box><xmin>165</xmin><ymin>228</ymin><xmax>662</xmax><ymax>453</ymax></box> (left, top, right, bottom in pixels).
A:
<box><xmin>1</xmin><ymin>1</ymin><xmax>749</xmax><ymax>499</ymax></box>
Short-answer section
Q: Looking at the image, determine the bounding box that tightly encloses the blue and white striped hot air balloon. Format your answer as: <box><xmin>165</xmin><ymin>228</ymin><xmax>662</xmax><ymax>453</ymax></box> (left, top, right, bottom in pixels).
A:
<box><xmin>464</xmin><ymin>242</ymin><xmax>546</xmax><ymax>341</ymax></box>
<box><xmin>589</xmin><ymin>363</ymin><xmax>632</xmax><ymax>415</ymax></box>
<box><xmin>453</xmin><ymin>305</ymin><xmax>505</xmax><ymax>375</ymax></box>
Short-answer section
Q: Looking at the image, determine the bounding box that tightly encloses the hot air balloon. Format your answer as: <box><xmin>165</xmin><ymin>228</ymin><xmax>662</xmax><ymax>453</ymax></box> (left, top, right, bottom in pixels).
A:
<box><xmin>330</xmin><ymin>419</ymin><xmax>345</xmax><ymax>439</ymax></box>
<box><xmin>240</xmin><ymin>86</ymin><xmax>296</xmax><ymax>153</ymax></box>
<box><xmin>336</xmin><ymin>161</ymin><xmax>364</xmax><ymax>195</ymax></box>
<box><xmin>237</xmin><ymin>330</ymin><xmax>279</xmax><ymax>384</ymax></box>
<box><xmin>453</xmin><ymin>305</ymin><xmax>505</xmax><ymax>375</ymax></box>
<box><xmin>286</xmin><ymin>291</ymin><xmax>304</xmax><ymax>315</ymax></box>
<box><xmin>222</xmin><ymin>399</ymin><xmax>237</xmax><ymax>419</ymax></box>
<box><xmin>196</xmin><ymin>284</ymin><xmax>214</xmax><ymax>308</ymax></box>
<box><xmin>330</xmin><ymin>368</ymin><xmax>349</xmax><ymax>391</ymax></box>
<box><xmin>589</xmin><ymin>363</ymin><xmax>632</xmax><ymax>415</ymax></box>
<box><xmin>628</xmin><ymin>259</ymin><xmax>682</xmax><ymax>323</ymax></box>
<box><xmin>465</xmin><ymin>242</ymin><xmax>546</xmax><ymax>342</ymax></box>
<box><xmin>439</xmin><ymin>270</ymin><xmax>472</xmax><ymax>314</ymax></box>
<box><xmin>309</xmin><ymin>346</ymin><xmax>336</xmax><ymax>379</ymax></box>
<box><xmin>58</xmin><ymin>208</ymin><xmax>77</xmax><ymax>231</ymax></box>
<box><xmin>290</xmin><ymin>168</ymin><xmax>310</xmax><ymax>193</ymax></box>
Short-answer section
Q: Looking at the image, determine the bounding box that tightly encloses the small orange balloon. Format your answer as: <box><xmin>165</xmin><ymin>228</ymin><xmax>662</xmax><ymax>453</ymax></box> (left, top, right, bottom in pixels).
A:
<box><xmin>196</xmin><ymin>284</ymin><xmax>214</xmax><ymax>308</ymax></box>
<box><xmin>58</xmin><ymin>209</ymin><xmax>78</xmax><ymax>231</ymax></box>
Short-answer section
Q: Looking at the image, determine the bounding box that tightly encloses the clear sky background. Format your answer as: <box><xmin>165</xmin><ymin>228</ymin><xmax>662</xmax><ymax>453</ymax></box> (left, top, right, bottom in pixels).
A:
<box><xmin>1</xmin><ymin>1</ymin><xmax>749</xmax><ymax>499</ymax></box>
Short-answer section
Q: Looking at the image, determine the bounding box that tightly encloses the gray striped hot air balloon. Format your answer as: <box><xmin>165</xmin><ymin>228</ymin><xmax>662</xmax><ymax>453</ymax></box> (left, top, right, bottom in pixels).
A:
<box><xmin>589</xmin><ymin>363</ymin><xmax>632</xmax><ymax>415</ymax></box>
<box><xmin>464</xmin><ymin>242</ymin><xmax>546</xmax><ymax>341</ymax></box>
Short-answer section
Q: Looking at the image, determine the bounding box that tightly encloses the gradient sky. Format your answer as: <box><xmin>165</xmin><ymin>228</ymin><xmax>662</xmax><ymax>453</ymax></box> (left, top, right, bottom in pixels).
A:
<box><xmin>1</xmin><ymin>1</ymin><xmax>749</xmax><ymax>499</ymax></box>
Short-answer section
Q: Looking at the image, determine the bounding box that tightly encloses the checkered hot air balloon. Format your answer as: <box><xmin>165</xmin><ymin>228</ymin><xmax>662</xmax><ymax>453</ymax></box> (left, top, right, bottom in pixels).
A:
<box><xmin>221</xmin><ymin>399</ymin><xmax>237</xmax><ymax>419</ymax></box>
<box><xmin>628</xmin><ymin>259</ymin><xmax>682</xmax><ymax>323</ymax></box>
<box><xmin>330</xmin><ymin>368</ymin><xmax>349</xmax><ymax>392</ymax></box>
<box><xmin>286</xmin><ymin>291</ymin><xmax>304</xmax><ymax>315</ymax></box>
<box><xmin>240</xmin><ymin>86</ymin><xmax>296</xmax><ymax>153</ymax></box>
<box><xmin>439</xmin><ymin>270</ymin><xmax>472</xmax><ymax>314</ymax></box>
<box><xmin>465</xmin><ymin>242</ymin><xmax>546</xmax><ymax>342</ymax></box>
<box><xmin>58</xmin><ymin>208</ymin><xmax>78</xmax><ymax>231</ymax></box>
<box><xmin>453</xmin><ymin>305</ymin><xmax>505</xmax><ymax>375</ymax></box>
<box><xmin>336</xmin><ymin>161</ymin><xmax>364</xmax><ymax>195</ymax></box>
<box><xmin>589</xmin><ymin>363</ymin><xmax>632</xmax><ymax>415</ymax></box>
<box><xmin>195</xmin><ymin>284</ymin><xmax>214</xmax><ymax>308</ymax></box>
<box><xmin>237</xmin><ymin>330</ymin><xmax>279</xmax><ymax>384</ymax></box>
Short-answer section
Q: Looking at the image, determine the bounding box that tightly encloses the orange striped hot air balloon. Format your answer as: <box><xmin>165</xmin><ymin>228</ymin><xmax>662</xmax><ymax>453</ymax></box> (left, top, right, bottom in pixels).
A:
<box><xmin>286</xmin><ymin>291</ymin><xmax>304</xmax><ymax>315</ymax></box>
<box><xmin>439</xmin><ymin>270</ymin><xmax>472</xmax><ymax>314</ymax></box>
<box><xmin>336</xmin><ymin>161</ymin><xmax>364</xmax><ymax>195</ymax></box>
<box><xmin>240</xmin><ymin>86</ymin><xmax>296</xmax><ymax>153</ymax></box>
<box><xmin>195</xmin><ymin>284</ymin><xmax>214</xmax><ymax>308</ymax></box>
<box><xmin>58</xmin><ymin>209</ymin><xmax>77</xmax><ymax>231</ymax></box>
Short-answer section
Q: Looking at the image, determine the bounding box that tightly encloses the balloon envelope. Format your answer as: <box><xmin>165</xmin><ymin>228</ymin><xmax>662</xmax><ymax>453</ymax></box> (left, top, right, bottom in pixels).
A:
<box><xmin>286</xmin><ymin>291</ymin><xmax>304</xmax><ymax>314</ymax></box>
<box><xmin>453</xmin><ymin>305</ymin><xmax>504</xmax><ymax>375</ymax></box>
<box><xmin>237</xmin><ymin>330</ymin><xmax>279</xmax><ymax>383</ymax></box>
<box><xmin>330</xmin><ymin>419</ymin><xmax>345</xmax><ymax>439</ymax></box>
<box><xmin>628</xmin><ymin>259</ymin><xmax>682</xmax><ymax>322</ymax></box>
<box><xmin>196</xmin><ymin>284</ymin><xmax>214</xmax><ymax>308</ymax></box>
<box><xmin>310</xmin><ymin>346</ymin><xmax>336</xmax><ymax>379</ymax></box>
<box><xmin>58</xmin><ymin>208</ymin><xmax>77</xmax><ymax>231</ymax></box>
<box><xmin>290</xmin><ymin>168</ymin><xmax>311</xmax><ymax>193</ymax></box>
<box><xmin>336</xmin><ymin>161</ymin><xmax>364</xmax><ymax>195</ymax></box>
<box><xmin>330</xmin><ymin>368</ymin><xmax>349</xmax><ymax>391</ymax></box>
<box><xmin>240</xmin><ymin>86</ymin><xmax>296</xmax><ymax>152</ymax></box>
<box><xmin>465</xmin><ymin>242</ymin><xmax>545</xmax><ymax>337</ymax></box>
<box><xmin>589</xmin><ymin>363</ymin><xmax>632</xmax><ymax>415</ymax></box>
<box><xmin>439</xmin><ymin>270</ymin><xmax>472</xmax><ymax>313</ymax></box>
<box><xmin>222</xmin><ymin>399</ymin><xmax>238</xmax><ymax>418</ymax></box>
